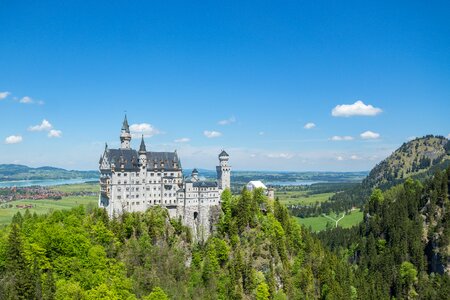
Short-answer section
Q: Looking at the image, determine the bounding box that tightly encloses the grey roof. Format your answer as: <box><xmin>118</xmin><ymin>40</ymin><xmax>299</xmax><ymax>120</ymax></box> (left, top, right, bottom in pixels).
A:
<box><xmin>139</xmin><ymin>136</ymin><xmax>146</xmax><ymax>153</ymax></box>
<box><xmin>103</xmin><ymin>148</ymin><xmax>180</xmax><ymax>171</ymax></box>
<box><xmin>193</xmin><ymin>181</ymin><xmax>218</xmax><ymax>188</ymax></box>
<box><xmin>121</xmin><ymin>115</ymin><xmax>130</xmax><ymax>133</ymax></box>
<box><xmin>219</xmin><ymin>150</ymin><xmax>229</xmax><ymax>157</ymax></box>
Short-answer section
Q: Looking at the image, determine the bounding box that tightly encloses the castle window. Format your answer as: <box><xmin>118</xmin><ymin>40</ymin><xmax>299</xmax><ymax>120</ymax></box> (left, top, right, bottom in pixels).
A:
<box><xmin>118</xmin><ymin>173</ymin><xmax>121</xmax><ymax>177</ymax></box>
<box><xmin>126</xmin><ymin>187</ymin><xmax>129</xmax><ymax>191</ymax></box>
<box><xmin>124</xmin><ymin>181</ymin><xmax>127</xmax><ymax>184</ymax></box>
<box><xmin>118</xmin><ymin>180</ymin><xmax>121</xmax><ymax>184</ymax></box>
<box><xmin>117</xmin><ymin>196</ymin><xmax>121</xmax><ymax>199</ymax></box>
<box><xmin>117</xmin><ymin>187</ymin><xmax>121</xmax><ymax>191</ymax></box>
<box><xmin>150</xmin><ymin>173</ymin><xmax>154</xmax><ymax>176</ymax></box>
<box><xmin>136</xmin><ymin>187</ymin><xmax>139</xmax><ymax>191</ymax></box>
<box><xmin>136</xmin><ymin>202</ymin><xmax>140</xmax><ymax>205</ymax></box>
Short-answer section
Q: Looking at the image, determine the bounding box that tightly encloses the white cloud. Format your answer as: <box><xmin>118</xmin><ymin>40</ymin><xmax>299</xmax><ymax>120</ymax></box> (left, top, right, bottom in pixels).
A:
<box><xmin>5</xmin><ymin>135</ymin><xmax>23</xmax><ymax>144</ymax></box>
<box><xmin>330</xmin><ymin>135</ymin><xmax>354</xmax><ymax>141</ymax></box>
<box><xmin>266</xmin><ymin>153</ymin><xmax>294</xmax><ymax>159</ymax></box>
<box><xmin>360</xmin><ymin>130</ymin><xmax>380</xmax><ymax>139</ymax></box>
<box><xmin>332</xmin><ymin>100</ymin><xmax>382</xmax><ymax>117</ymax></box>
<box><xmin>407</xmin><ymin>136</ymin><xmax>417</xmax><ymax>141</ymax></box>
<box><xmin>48</xmin><ymin>129</ymin><xmax>62</xmax><ymax>138</ymax></box>
<box><xmin>336</xmin><ymin>156</ymin><xmax>344</xmax><ymax>161</ymax></box>
<box><xmin>28</xmin><ymin>119</ymin><xmax>53</xmax><ymax>131</ymax></box>
<box><xmin>129</xmin><ymin>123</ymin><xmax>160</xmax><ymax>138</ymax></box>
<box><xmin>259</xmin><ymin>131</ymin><xmax>265</xmax><ymax>136</ymax></box>
<box><xmin>447</xmin><ymin>133</ymin><xmax>450</xmax><ymax>139</ymax></box>
<box><xmin>203</xmin><ymin>130</ymin><xmax>222</xmax><ymax>138</ymax></box>
<box><xmin>174</xmin><ymin>137</ymin><xmax>190</xmax><ymax>143</ymax></box>
<box><xmin>19</xmin><ymin>96</ymin><xmax>34</xmax><ymax>104</ymax></box>
<box><xmin>0</xmin><ymin>91</ymin><xmax>11</xmax><ymax>100</ymax></box>
<box><xmin>304</xmin><ymin>122</ymin><xmax>316</xmax><ymax>129</ymax></box>
<box><xmin>350</xmin><ymin>155</ymin><xmax>361</xmax><ymax>160</ymax></box>
<box><xmin>218</xmin><ymin>116</ymin><xmax>236</xmax><ymax>125</ymax></box>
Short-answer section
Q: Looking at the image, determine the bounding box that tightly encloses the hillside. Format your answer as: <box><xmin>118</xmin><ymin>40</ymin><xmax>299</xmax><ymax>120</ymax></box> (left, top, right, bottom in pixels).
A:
<box><xmin>0</xmin><ymin>164</ymin><xmax>98</xmax><ymax>181</ymax></box>
<box><xmin>321</xmin><ymin>135</ymin><xmax>450</xmax><ymax>215</ymax></box>
<box><xmin>364</xmin><ymin>135</ymin><xmax>450</xmax><ymax>190</ymax></box>
<box><xmin>317</xmin><ymin>168</ymin><xmax>450</xmax><ymax>299</ymax></box>
<box><xmin>0</xmin><ymin>189</ymin><xmax>360</xmax><ymax>299</ymax></box>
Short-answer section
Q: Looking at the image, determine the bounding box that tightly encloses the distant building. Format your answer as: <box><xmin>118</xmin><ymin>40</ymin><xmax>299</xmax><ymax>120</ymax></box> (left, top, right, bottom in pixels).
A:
<box><xmin>246</xmin><ymin>180</ymin><xmax>275</xmax><ymax>199</ymax></box>
<box><xmin>98</xmin><ymin>116</ymin><xmax>231</xmax><ymax>239</ymax></box>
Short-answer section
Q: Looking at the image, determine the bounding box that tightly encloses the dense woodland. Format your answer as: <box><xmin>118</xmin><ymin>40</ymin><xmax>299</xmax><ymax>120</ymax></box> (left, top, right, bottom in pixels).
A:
<box><xmin>0</xmin><ymin>166</ymin><xmax>449</xmax><ymax>299</ymax></box>
<box><xmin>0</xmin><ymin>188</ymin><xmax>360</xmax><ymax>299</ymax></box>
<box><xmin>318</xmin><ymin>168</ymin><xmax>450</xmax><ymax>299</ymax></box>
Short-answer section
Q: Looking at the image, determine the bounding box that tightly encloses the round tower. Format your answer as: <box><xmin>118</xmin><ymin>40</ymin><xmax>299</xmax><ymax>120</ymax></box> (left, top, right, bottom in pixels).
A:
<box><xmin>217</xmin><ymin>150</ymin><xmax>231</xmax><ymax>190</ymax></box>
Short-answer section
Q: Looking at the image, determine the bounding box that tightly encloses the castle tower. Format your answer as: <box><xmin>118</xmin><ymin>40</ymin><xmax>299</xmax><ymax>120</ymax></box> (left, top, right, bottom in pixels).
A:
<box><xmin>216</xmin><ymin>150</ymin><xmax>231</xmax><ymax>190</ymax></box>
<box><xmin>139</xmin><ymin>135</ymin><xmax>147</xmax><ymax>167</ymax></box>
<box><xmin>120</xmin><ymin>115</ymin><xmax>132</xmax><ymax>149</ymax></box>
<box><xmin>192</xmin><ymin>168</ymin><xmax>199</xmax><ymax>182</ymax></box>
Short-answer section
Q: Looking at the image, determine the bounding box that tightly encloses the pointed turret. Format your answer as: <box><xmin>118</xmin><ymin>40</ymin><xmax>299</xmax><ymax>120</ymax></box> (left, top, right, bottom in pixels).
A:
<box><xmin>122</xmin><ymin>115</ymin><xmax>130</xmax><ymax>133</ymax></box>
<box><xmin>139</xmin><ymin>135</ymin><xmax>146</xmax><ymax>153</ymax></box>
<box><xmin>139</xmin><ymin>135</ymin><xmax>147</xmax><ymax>167</ymax></box>
<box><xmin>120</xmin><ymin>114</ymin><xmax>132</xmax><ymax>149</ymax></box>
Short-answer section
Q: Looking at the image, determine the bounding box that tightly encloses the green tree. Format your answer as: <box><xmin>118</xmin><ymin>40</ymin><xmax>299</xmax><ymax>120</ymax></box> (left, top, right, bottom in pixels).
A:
<box><xmin>255</xmin><ymin>282</ymin><xmax>270</xmax><ymax>300</ymax></box>
<box><xmin>144</xmin><ymin>287</ymin><xmax>169</xmax><ymax>300</ymax></box>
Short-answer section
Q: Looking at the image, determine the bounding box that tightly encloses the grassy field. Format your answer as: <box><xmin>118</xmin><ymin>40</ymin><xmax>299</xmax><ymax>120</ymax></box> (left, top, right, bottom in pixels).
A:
<box><xmin>50</xmin><ymin>182</ymin><xmax>99</xmax><ymax>193</ymax></box>
<box><xmin>296</xmin><ymin>210</ymin><xmax>363</xmax><ymax>232</ymax></box>
<box><xmin>276</xmin><ymin>191</ymin><xmax>334</xmax><ymax>205</ymax></box>
<box><xmin>0</xmin><ymin>195</ymin><xmax>98</xmax><ymax>226</ymax></box>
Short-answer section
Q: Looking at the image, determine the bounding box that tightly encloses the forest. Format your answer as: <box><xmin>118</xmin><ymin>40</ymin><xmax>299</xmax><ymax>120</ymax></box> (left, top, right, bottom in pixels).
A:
<box><xmin>0</xmin><ymin>168</ymin><xmax>449</xmax><ymax>299</ymax></box>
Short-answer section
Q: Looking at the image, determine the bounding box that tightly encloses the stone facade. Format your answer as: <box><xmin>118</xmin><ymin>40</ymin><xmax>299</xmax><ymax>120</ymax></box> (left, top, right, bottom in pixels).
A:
<box><xmin>99</xmin><ymin>116</ymin><xmax>230</xmax><ymax>240</ymax></box>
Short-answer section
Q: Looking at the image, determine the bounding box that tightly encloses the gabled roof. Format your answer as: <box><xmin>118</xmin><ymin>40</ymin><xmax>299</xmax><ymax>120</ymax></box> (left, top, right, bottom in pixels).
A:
<box><xmin>103</xmin><ymin>148</ymin><xmax>181</xmax><ymax>171</ymax></box>
<box><xmin>193</xmin><ymin>181</ymin><xmax>218</xmax><ymax>188</ymax></box>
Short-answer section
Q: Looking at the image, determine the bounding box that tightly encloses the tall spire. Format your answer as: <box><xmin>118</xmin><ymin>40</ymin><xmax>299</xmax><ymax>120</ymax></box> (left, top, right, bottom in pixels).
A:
<box><xmin>139</xmin><ymin>135</ymin><xmax>146</xmax><ymax>153</ymax></box>
<box><xmin>120</xmin><ymin>114</ymin><xmax>132</xmax><ymax>149</ymax></box>
<box><xmin>121</xmin><ymin>114</ymin><xmax>130</xmax><ymax>133</ymax></box>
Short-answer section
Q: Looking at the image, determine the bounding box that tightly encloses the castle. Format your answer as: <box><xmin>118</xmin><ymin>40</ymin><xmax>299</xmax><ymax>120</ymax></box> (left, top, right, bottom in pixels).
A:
<box><xmin>98</xmin><ymin>116</ymin><xmax>230</xmax><ymax>238</ymax></box>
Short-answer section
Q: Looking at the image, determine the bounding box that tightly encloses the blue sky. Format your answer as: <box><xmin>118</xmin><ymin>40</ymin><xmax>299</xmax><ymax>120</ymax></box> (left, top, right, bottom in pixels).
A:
<box><xmin>1</xmin><ymin>1</ymin><xmax>449</xmax><ymax>171</ymax></box>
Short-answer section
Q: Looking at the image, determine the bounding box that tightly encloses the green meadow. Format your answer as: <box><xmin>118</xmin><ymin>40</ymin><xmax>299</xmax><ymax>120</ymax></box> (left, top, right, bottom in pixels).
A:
<box><xmin>275</xmin><ymin>191</ymin><xmax>334</xmax><ymax>205</ymax></box>
<box><xmin>296</xmin><ymin>210</ymin><xmax>364</xmax><ymax>232</ymax></box>
<box><xmin>0</xmin><ymin>195</ymin><xmax>98</xmax><ymax>226</ymax></box>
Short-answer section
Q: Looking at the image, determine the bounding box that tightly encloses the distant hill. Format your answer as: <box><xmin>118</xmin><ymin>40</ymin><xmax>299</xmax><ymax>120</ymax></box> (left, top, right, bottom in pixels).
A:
<box><xmin>363</xmin><ymin>135</ymin><xmax>450</xmax><ymax>190</ymax></box>
<box><xmin>0</xmin><ymin>164</ymin><xmax>98</xmax><ymax>181</ymax></box>
<box><xmin>323</xmin><ymin>135</ymin><xmax>450</xmax><ymax>214</ymax></box>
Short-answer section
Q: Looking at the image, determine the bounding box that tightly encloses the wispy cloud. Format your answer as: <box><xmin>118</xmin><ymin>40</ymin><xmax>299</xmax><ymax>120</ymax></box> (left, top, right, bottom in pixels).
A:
<box><xmin>28</xmin><ymin>119</ymin><xmax>53</xmax><ymax>131</ymax></box>
<box><xmin>48</xmin><ymin>129</ymin><xmax>62</xmax><ymax>138</ymax></box>
<box><xmin>0</xmin><ymin>91</ymin><xmax>10</xmax><ymax>100</ymax></box>
<box><xmin>218</xmin><ymin>116</ymin><xmax>236</xmax><ymax>125</ymax></box>
<box><xmin>330</xmin><ymin>135</ymin><xmax>354</xmax><ymax>141</ymax></box>
<box><xmin>19</xmin><ymin>96</ymin><xmax>34</xmax><ymax>104</ymax></box>
<box><xmin>332</xmin><ymin>100</ymin><xmax>382</xmax><ymax>117</ymax></box>
<box><xmin>5</xmin><ymin>135</ymin><xmax>23</xmax><ymax>144</ymax></box>
<box><xmin>129</xmin><ymin>123</ymin><xmax>160</xmax><ymax>138</ymax></box>
<box><xmin>336</xmin><ymin>156</ymin><xmax>344</xmax><ymax>161</ymax></box>
<box><xmin>266</xmin><ymin>152</ymin><xmax>294</xmax><ymax>159</ymax></box>
<box><xmin>204</xmin><ymin>130</ymin><xmax>222</xmax><ymax>138</ymax></box>
<box><xmin>304</xmin><ymin>122</ymin><xmax>316</xmax><ymax>129</ymax></box>
<box><xmin>174</xmin><ymin>137</ymin><xmax>190</xmax><ymax>143</ymax></box>
<box><xmin>360</xmin><ymin>130</ymin><xmax>380</xmax><ymax>139</ymax></box>
<box><xmin>447</xmin><ymin>133</ymin><xmax>450</xmax><ymax>139</ymax></box>
<box><xmin>259</xmin><ymin>131</ymin><xmax>265</xmax><ymax>136</ymax></box>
